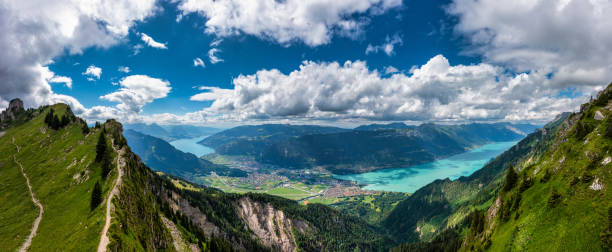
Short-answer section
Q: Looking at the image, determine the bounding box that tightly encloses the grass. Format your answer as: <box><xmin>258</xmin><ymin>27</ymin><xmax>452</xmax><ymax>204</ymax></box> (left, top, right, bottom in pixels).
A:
<box><xmin>480</xmin><ymin>102</ymin><xmax>612</xmax><ymax>251</ymax></box>
<box><xmin>0</xmin><ymin>104</ymin><xmax>110</xmax><ymax>251</ymax></box>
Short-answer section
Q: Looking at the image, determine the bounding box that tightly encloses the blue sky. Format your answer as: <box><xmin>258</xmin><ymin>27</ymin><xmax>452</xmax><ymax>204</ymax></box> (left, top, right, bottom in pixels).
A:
<box><xmin>48</xmin><ymin>0</ymin><xmax>474</xmax><ymax>115</ymax></box>
<box><xmin>1</xmin><ymin>0</ymin><xmax>610</xmax><ymax>126</ymax></box>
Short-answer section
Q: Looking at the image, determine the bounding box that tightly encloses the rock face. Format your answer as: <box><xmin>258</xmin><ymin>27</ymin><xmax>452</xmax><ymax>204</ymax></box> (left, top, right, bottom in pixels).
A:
<box><xmin>0</xmin><ymin>98</ymin><xmax>24</xmax><ymax>121</ymax></box>
<box><xmin>236</xmin><ymin>197</ymin><xmax>301</xmax><ymax>252</ymax></box>
<box><xmin>594</xmin><ymin>110</ymin><xmax>605</xmax><ymax>120</ymax></box>
<box><xmin>163</xmin><ymin>191</ymin><xmax>220</xmax><ymax>237</ymax></box>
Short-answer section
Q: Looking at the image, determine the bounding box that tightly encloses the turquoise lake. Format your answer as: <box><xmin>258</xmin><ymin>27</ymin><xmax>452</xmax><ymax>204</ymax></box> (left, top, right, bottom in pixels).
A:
<box><xmin>333</xmin><ymin>141</ymin><xmax>517</xmax><ymax>193</ymax></box>
<box><xmin>169</xmin><ymin>135</ymin><xmax>215</xmax><ymax>157</ymax></box>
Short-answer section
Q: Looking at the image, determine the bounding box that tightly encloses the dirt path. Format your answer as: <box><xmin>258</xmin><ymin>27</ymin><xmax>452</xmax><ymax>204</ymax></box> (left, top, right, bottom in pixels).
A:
<box><xmin>97</xmin><ymin>142</ymin><xmax>125</xmax><ymax>252</ymax></box>
<box><xmin>13</xmin><ymin>137</ymin><xmax>44</xmax><ymax>252</ymax></box>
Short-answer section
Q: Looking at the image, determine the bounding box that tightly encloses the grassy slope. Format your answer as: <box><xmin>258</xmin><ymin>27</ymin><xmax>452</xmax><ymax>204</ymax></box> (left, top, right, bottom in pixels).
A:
<box><xmin>382</xmin><ymin>120</ymin><xmax>560</xmax><ymax>243</ymax></box>
<box><xmin>0</xmin><ymin>104</ymin><xmax>110</xmax><ymax>251</ymax></box>
<box><xmin>467</xmin><ymin>89</ymin><xmax>612</xmax><ymax>251</ymax></box>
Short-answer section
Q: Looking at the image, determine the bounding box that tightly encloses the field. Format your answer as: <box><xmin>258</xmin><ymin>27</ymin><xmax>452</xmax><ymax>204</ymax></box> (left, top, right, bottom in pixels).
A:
<box><xmin>197</xmin><ymin>175</ymin><xmax>328</xmax><ymax>201</ymax></box>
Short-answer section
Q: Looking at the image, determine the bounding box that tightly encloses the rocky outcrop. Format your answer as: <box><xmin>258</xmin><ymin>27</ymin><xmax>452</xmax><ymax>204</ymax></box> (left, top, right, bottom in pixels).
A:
<box><xmin>0</xmin><ymin>98</ymin><xmax>24</xmax><ymax>122</ymax></box>
<box><xmin>163</xmin><ymin>191</ymin><xmax>220</xmax><ymax>237</ymax></box>
<box><xmin>236</xmin><ymin>197</ymin><xmax>302</xmax><ymax>252</ymax></box>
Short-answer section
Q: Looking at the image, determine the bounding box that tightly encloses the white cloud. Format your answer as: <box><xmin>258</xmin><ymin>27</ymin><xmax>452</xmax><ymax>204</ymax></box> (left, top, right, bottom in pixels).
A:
<box><xmin>132</xmin><ymin>44</ymin><xmax>144</xmax><ymax>55</ymax></box>
<box><xmin>118</xmin><ymin>66</ymin><xmax>131</xmax><ymax>73</ymax></box>
<box><xmin>210</xmin><ymin>39</ymin><xmax>222</xmax><ymax>47</ymax></box>
<box><xmin>191</xmin><ymin>86</ymin><xmax>232</xmax><ymax>101</ymax></box>
<box><xmin>193</xmin><ymin>57</ymin><xmax>206</xmax><ymax>68</ymax></box>
<box><xmin>186</xmin><ymin>55</ymin><xmax>585</xmax><ymax>123</ymax></box>
<box><xmin>140</xmin><ymin>33</ymin><xmax>167</xmax><ymax>49</ymax></box>
<box><xmin>100</xmin><ymin>75</ymin><xmax>171</xmax><ymax>115</ymax></box>
<box><xmin>83</xmin><ymin>65</ymin><xmax>102</xmax><ymax>80</ymax></box>
<box><xmin>384</xmin><ymin>66</ymin><xmax>399</xmax><ymax>74</ymax></box>
<box><xmin>0</xmin><ymin>0</ymin><xmax>158</xmax><ymax>110</ymax></box>
<box><xmin>178</xmin><ymin>0</ymin><xmax>402</xmax><ymax>46</ymax></box>
<box><xmin>47</xmin><ymin>76</ymin><xmax>73</xmax><ymax>89</ymax></box>
<box><xmin>208</xmin><ymin>48</ymin><xmax>223</xmax><ymax>64</ymax></box>
<box><xmin>365</xmin><ymin>34</ymin><xmax>402</xmax><ymax>56</ymax></box>
<box><xmin>448</xmin><ymin>0</ymin><xmax>612</xmax><ymax>90</ymax></box>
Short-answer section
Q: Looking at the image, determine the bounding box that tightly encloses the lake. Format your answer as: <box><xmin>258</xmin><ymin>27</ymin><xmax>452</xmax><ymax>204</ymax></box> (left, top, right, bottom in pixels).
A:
<box><xmin>333</xmin><ymin>141</ymin><xmax>517</xmax><ymax>193</ymax></box>
<box><xmin>169</xmin><ymin>135</ymin><xmax>215</xmax><ymax>157</ymax></box>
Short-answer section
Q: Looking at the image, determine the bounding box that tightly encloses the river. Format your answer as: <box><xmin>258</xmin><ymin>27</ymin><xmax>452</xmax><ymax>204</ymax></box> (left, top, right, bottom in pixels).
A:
<box><xmin>333</xmin><ymin>141</ymin><xmax>517</xmax><ymax>193</ymax></box>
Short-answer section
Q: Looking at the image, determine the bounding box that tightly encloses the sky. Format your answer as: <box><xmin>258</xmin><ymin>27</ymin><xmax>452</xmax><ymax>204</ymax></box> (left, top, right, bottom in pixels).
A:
<box><xmin>1</xmin><ymin>0</ymin><xmax>611</xmax><ymax>127</ymax></box>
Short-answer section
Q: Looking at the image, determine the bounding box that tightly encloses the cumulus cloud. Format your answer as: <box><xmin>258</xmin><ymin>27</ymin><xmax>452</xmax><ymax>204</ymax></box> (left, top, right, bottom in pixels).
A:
<box><xmin>0</xmin><ymin>0</ymin><xmax>158</xmax><ymax>109</ymax></box>
<box><xmin>208</xmin><ymin>48</ymin><xmax>223</xmax><ymax>64</ymax></box>
<box><xmin>448</xmin><ymin>0</ymin><xmax>612</xmax><ymax>91</ymax></box>
<box><xmin>186</xmin><ymin>55</ymin><xmax>584</xmax><ymax>123</ymax></box>
<box><xmin>83</xmin><ymin>65</ymin><xmax>102</xmax><ymax>80</ymax></box>
<box><xmin>47</xmin><ymin>76</ymin><xmax>73</xmax><ymax>89</ymax></box>
<box><xmin>140</xmin><ymin>33</ymin><xmax>167</xmax><ymax>49</ymax></box>
<box><xmin>365</xmin><ymin>34</ymin><xmax>403</xmax><ymax>56</ymax></box>
<box><xmin>178</xmin><ymin>0</ymin><xmax>402</xmax><ymax>46</ymax></box>
<box><xmin>193</xmin><ymin>57</ymin><xmax>206</xmax><ymax>68</ymax></box>
<box><xmin>118</xmin><ymin>66</ymin><xmax>131</xmax><ymax>73</ymax></box>
<box><xmin>100</xmin><ymin>75</ymin><xmax>171</xmax><ymax>115</ymax></box>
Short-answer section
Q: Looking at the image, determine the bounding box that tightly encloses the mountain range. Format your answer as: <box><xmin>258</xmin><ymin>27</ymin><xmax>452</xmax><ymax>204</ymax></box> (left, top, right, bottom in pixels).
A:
<box><xmin>200</xmin><ymin>122</ymin><xmax>539</xmax><ymax>174</ymax></box>
<box><xmin>123</xmin><ymin>123</ymin><xmax>221</xmax><ymax>142</ymax></box>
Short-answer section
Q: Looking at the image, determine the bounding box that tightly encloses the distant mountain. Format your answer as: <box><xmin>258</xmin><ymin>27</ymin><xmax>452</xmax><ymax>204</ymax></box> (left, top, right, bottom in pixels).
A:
<box><xmin>124</xmin><ymin>129</ymin><xmax>246</xmax><ymax>178</ymax></box>
<box><xmin>199</xmin><ymin>124</ymin><xmax>350</xmax><ymax>152</ymax></box>
<box><xmin>124</xmin><ymin>123</ymin><xmax>221</xmax><ymax>141</ymax></box>
<box><xmin>201</xmin><ymin>122</ymin><xmax>539</xmax><ymax>174</ymax></box>
<box><xmin>354</xmin><ymin>122</ymin><xmax>415</xmax><ymax>131</ymax></box>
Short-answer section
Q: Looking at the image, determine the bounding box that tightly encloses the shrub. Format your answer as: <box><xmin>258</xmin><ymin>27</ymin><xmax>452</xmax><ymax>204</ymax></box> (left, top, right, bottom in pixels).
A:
<box><xmin>547</xmin><ymin>188</ymin><xmax>562</xmax><ymax>207</ymax></box>
<box><xmin>575</xmin><ymin>121</ymin><xmax>594</xmax><ymax>140</ymax></box>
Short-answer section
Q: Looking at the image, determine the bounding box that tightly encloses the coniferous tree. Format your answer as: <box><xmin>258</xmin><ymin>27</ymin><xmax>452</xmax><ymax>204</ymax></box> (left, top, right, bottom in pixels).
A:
<box><xmin>52</xmin><ymin>115</ymin><xmax>60</xmax><ymax>130</ymax></box>
<box><xmin>91</xmin><ymin>181</ymin><xmax>102</xmax><ymax>210</ymax></box>
<box><xmin>101</xmin><ymin>151</ymin><xmax>112</xmax><ymax>179</ymax></box>
<box><xmin>81</xmin><ymin>123</ymin><xmax>90</xmax><ymax>135</ymax></box>
<box><xmin>503</xmin><ymin>165</ymin><xmax>518</xmax><ymax>192</ymax></box>
<box><xmin>60</xmin><ymin>114</ymin><xmax>69</xmax><ymax>127</ymax></box>
<box><xmin>94</xmin><ymin>121</ymin><xmax>101</xmax><ymax>128</ymax></box>
<box><xmin>44</xmin><ymin>109</ymin><xmax>54</xmax><ymax>125</ymax></box>
<box><xmin>96</xmin><ymin>132</ymin><xmax>106</xmax><ymax>162</ymax></box>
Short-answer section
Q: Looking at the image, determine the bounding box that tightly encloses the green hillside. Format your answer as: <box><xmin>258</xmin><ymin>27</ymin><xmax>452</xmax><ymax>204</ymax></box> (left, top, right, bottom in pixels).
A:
<box><xmin>389</xmin><ymin>84</ymin><xmax>612</xmax><ymax>251</ymax></box>
<box><xmin>459</xmin><ymin>84</ymin><xmax>612</xmax><ymax>251</ymax></box>
<box><xmin>0</xmin><ymin>103</ymin><xmax>393</xmax><ymax>251</ymax></box>
<box><xmin>0</xmin><ymin>104</ymin><xmax>113</xmax><ymax>251</ymax></box>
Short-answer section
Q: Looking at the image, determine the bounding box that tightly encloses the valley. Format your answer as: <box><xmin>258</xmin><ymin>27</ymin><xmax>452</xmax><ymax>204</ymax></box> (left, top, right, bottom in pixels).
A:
<box><xmin>148</xmin><ymin>123</ymin><xmax>528</xmax><ymax>215</ymax></box>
